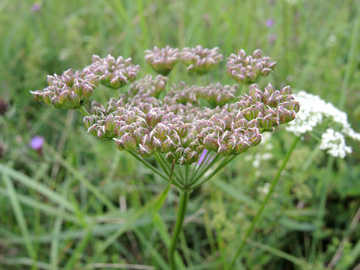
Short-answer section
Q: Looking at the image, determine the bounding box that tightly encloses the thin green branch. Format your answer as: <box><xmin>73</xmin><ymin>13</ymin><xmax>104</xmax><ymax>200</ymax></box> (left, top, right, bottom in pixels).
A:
<box><xmin>227</xmin><ymin>136</ymin><xmax>300</xmax><ymax>269</ymax></box>
<box><xmin>153</xmin><ymin>152</ymin><xmax>183</xmax><ymax>188</ymax></box>
<box><xmin>125</xmin><ymin>150</ymin><xmax>179</xmax><ymax>187</ymax></box>
<box><xmin>191</xmin><ymin>155</ymin><xmax>236</xmax><ymax>189</ymax></box>
<box><xmin>188</xmin><ymin>154</ymin><xmax>222</xmax><ymax>186</ymax></box>
<box><xmin>189</xmin><ymin>150</ymin><xmax>214</xmax><ymax>181</ymax></box>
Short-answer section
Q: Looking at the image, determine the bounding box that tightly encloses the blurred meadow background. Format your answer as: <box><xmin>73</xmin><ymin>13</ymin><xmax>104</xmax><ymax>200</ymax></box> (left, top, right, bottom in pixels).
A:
<box><xmin>1</xmin><ymin>0</ymin><xmax>360</xmax><ymax>269</ymax></box>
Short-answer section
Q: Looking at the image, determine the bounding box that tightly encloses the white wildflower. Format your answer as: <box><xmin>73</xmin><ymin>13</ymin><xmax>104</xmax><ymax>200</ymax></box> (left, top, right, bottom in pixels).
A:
<box><xmin>326</xmin><ymin>35</ymin><xmax>337</xmax><ymax>47</ymax></box>
<box><xmin>286</xmin><ymin>91</ymin><xmax>360</xmax><ymax>158</ymax></box>
<box><xmin>257</xmin><ymin>182</ymin><xmax>270</xmax><ymax>195</ymax></box>
<box><xmin>319</xmin><ymin>129</ymin><xmax>352</xmax><ymax>158</ymax></box>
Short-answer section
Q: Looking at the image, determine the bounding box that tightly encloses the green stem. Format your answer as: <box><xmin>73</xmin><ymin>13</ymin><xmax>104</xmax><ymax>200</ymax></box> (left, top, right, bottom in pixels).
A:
<box><xmin>77</xmin><ymin>106</ymin><xmax>90</xmax><ymax>116</ymax></box>
<box><xmin>227</xmin><ymin>136</ymin><xmax>300</xmax><ymax>269</ymax></box>
<box><xmin>185</xmin><ymin>164</ymin><xmax>190</xmax><ymax>186</ymax></box>
<box><xmin>168</xmin><ymin>190</ymin><xmax>190</xmax><ymax>270</ymax></box>
<box><xmin>309</xmin><ymin>156</ymin><xmax>334</xmax><ymax>262</ymax></box>
<box><xmin>126</xmin><ymin>150</ymin><xmax>182</xmax><ymax>189</ymax></box>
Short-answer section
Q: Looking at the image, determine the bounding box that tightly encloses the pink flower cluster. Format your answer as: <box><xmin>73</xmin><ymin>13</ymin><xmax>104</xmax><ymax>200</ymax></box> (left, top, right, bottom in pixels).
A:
<box><xmin>84</xmin><ymin>77</ymin><xmax>299</xmax><ymax>164</ymax></box>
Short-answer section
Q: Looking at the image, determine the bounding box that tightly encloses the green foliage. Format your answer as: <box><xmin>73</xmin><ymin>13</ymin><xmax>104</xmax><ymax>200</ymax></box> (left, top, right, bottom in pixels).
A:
<box><xmin>1</xmin><ymin>0</ymin><xmax>360</xmax><ymax>269</ymax></box>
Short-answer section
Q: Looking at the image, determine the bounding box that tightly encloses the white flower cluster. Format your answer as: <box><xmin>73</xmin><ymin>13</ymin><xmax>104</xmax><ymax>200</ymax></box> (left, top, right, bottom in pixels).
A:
<box><xmin>286</xmin><ymin>91</ymin><xmax>360</xmax><ymax>158</ymax></box>
<box><xmin>257</xmin><ymin>182</ymin><xmax>270</xmax><ymax>195</ymax></box>
<box><xmin>320</xmin><ymin>129</ymin><xmax>352</xmax><ymax>158</ymax></box>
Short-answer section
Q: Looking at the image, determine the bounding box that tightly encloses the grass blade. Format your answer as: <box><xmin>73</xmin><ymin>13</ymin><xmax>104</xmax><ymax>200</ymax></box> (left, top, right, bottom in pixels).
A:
<box><xmin>0</xmin><ymin>164</ymin><xmax>75</xmax><ymax>213</ymax></box>
<box><xmin>3</xmin><ymin>174</ymin><xmax>37</xmax><ymax>265</ymax></box>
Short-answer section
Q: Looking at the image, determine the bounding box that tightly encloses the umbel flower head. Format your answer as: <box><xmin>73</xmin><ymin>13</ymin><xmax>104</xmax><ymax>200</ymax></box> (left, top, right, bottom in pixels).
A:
<box><xmin>85</xmin><ymin>54</ymin><xmax>140</xmax><ymax>89</ymax></box>
<box><xmin>85</xmin><ymin>81</ymin><xmax>299</xmax><ymax>165</ymax></box>
<box><xmin>227</xmin><ymin>49</ymin><xmax>276</xmax><ymax>84</ymax></box>
<box><xmin>30</xmin><ymin>69</ymin><xmax>98</xmax><ymax>109</ymax></box>
<box><xmin>181</xmin><ymin>45</ymin><xmax>223</xmax><ymax>75</ymax></box>
<box><xmin>30</xmin><ymin>47</ymin><xmax>300</xmax><ymax>167</ymax></box>
<box><xmin>145</xmin><ymin>46</ymin><xmax>180</xmax><ymax>75</ymax></box>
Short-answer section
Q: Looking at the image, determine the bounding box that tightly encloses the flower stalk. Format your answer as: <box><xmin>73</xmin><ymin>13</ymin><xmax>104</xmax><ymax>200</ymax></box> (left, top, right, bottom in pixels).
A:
<box><xmin>227</xmin><ymin>136</ymin><xmax>300</xmax><ymax>269</ymax></box>
<box><xmin>168</xmin><ymin>189</ymin><xmax>190</xmax><ymax>270</ymax></box>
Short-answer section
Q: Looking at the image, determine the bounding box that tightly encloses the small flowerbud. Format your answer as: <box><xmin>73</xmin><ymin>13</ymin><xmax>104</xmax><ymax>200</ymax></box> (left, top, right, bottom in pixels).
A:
<box><xmin>146</xmin><ymin>111</ymin><xmax>162</xmax><ymax>127</ymax></box>
<box><xmin>69</xmin><ymin>92</ymin><xmax>81</xmax><ymax>106</ymax></box>
<box><xmin>264</xmin><ymin>83</ymin><xmax>275</xmax><ymax>96</ymax></box>
<box><xmin>124</xmin><ymin>111</ymin><xmax>136</xmax><ymax>125</ymax></box>
<box><xmin>203</xmin><ymin>135</ymin><xmax>219</xmax><ymax>152</ymax></box>
<box><xmin>278</xmin><ymin>106</ymin><xmax>296</xmax><ymax>124</ymax></box>
<box><xmin>83</xmin><ymin>116</ymin><xmax>95</xmax><ymax>129</ymax></box>
<box><xmin>217</xmin><ymin>143</ymin><xmax>231</xmax><ymax>156</ymax></box>
<box><xmin>252</xmin><ymin>49</ymin><xmax>262</xmax><ymax>58</ymax></box>
<box><xmin>258</xmin><ymin>115</ymin><xmax>277</xmax><ymax>130</ymax></box>
<box><xmin>133</xmin><ymin>127</ymin><xmax>148</xmax><ymax>143</ymax></box>
<box><xmin>121</xmin><ymin>133</ymin><xmax>137</xmax><ymax>150</ymax></box>
<box><xmin>184</xmin><ymin>148</ymin><xmax>199</xmax><ymax>164</ymax></box>
<box><xmin>114</xmin><ymin>138</ymin><xmax>125</xmax><ymax>151</ymax></box>
<box><xmin>281</xmin><ymin>101</ymin><xmax>300</xmax><ymax>112</ymax></box>
<box><xmin>247</xmin><ymin>119</ymin><xmax>260</xmax><ymax>128</ymax></box>
<box><xmin>175</xmin><ymin>123</ymin><xmax>190</xmax><ymax>138</ymax></box>
<box><xmin>280</xmin><ymin>86</ymin><xmax>292</xmax><ymax>95</ymax></box>
<box><xmin>138</xmin><ymin>144</ymin><xmax>153</xmax><ymax>158</ymax></box>
<box><xmin>104</xmin><ymin>115</ymin><xmax>116</xmax><ymax>131</ymax></box>
<box><xmin>242</xmin><ymin>103</ymin><xmax>265</xmax><ymax>120</ymax></box>
<box><xmin>233</xmin><ymin>139</ymin><xmax>251</xmax><ymax>154</ymax></box>
<box><xmin>58</xmin><ymin>90</ymin><xmax>70</xmax><ymax>105</ymax></box>
<box><xmin>261</xmin><ymin>68</ymin><xmax>273</xmax><ymax>77</ymax></box>
<box><xmin>165</xmin><ymin>151</ymin><xmax>175</xmax><ymax>163</ymax></box>
<box><xmin>235</xmin><ymin>118</ymin><xmax>248</xmax><ymax>129</ymax></box>
<box><xmin>245</xmin><ymin>129</ymin><xmax>262</xmax><ymax>146</ymax></box>
<box><xmin>161</xmin><ymin>136</ymin><xmax>176</xmax><ymax>152</ymax></box>
<box><xmin>174</xmin><ymin>147</ymin><xmax>185</xmax><ymax>160</ymax></box>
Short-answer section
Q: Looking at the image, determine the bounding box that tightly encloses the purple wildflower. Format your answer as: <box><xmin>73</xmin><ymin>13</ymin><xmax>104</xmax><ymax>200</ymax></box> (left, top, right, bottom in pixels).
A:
<box><xmin>31</xmin><ymin>3</ymin><xmax>41</xmax><ymax>12</ymax></box>
<box><xmin>266</xmin><ymin>19</ymin><xmax>274</xmax><ymax>28</ymax></box>
<box><xmin>30</xmin><ymin>136</ymin><xmax>44</xmax><ymax>151</ymax></box>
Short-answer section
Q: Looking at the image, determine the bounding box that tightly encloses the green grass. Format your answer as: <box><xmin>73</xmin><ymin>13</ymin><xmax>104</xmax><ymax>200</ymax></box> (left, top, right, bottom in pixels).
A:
<box><xmin>1</xmin><ymin>0</ymin><xmax>360</xmax><ymax>269</ymax></box>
